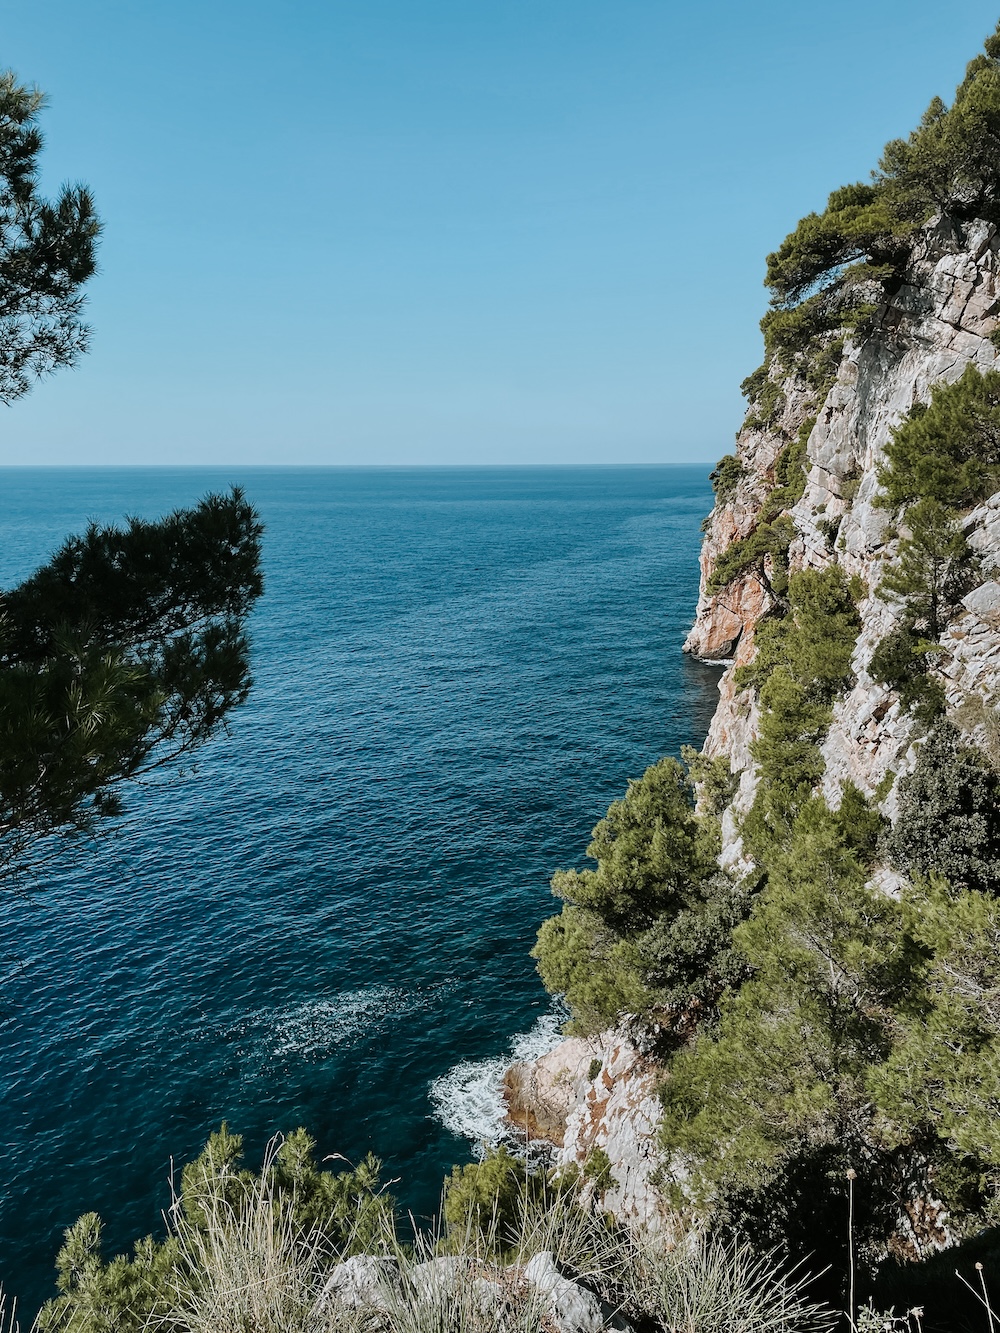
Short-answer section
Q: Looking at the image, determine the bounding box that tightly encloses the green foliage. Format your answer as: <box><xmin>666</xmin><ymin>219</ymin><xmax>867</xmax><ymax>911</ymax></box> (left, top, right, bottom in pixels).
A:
<box><xmin>710</xmin><ymin>453</ymin><xmax>746</xmax><ymax>504</ymax></box>
<box><xmin>878</xmin><ymin>364</ymin><xmax>1000</xmax><ymax>511</ymax></box>
<box><xmin>441</xmin><ymin>1146</ymin><xmax>581</xmax><ymax>1254</ymax></box>
<box><xmin>37</xmin><ymin>1218</ymin><xmax>180</xmax><ymax>1333</ymax></box>
<box><xmin>582</xmin><ymin>1146</ymin><xmax>615</xmax><ymax>1194</ymax></box>
<box><xmin>547</xmin><ymin>757</ymin><xmax>715</xmax><ymax>933</ymax></box>
<box><xmin>37</xmin><ymin>1127</ymin><xmax>394</xmax><ymax>1332</ymax></box>
<box><xmin>878</xmin><ymin>496</ymin><xmax>978</xmax><ymax>640</ymax></box>
<box><xmin>737</xmin><ymin>567</ymin><xmax>861</xmax><ymax>858</ymax></box>
<box><xmin>0</xmin><ymin>70</ymin><xmax>101</xmax><ymax>403</ymax></box>
<box><xmin>870</xmin><ymin>387</ymin><xmax>986</xmax><ymax>718</ymax></box>
<box><xmin>743</xmin><ymin>372</ymin><xmax>785</xmax><ymax>431</ymax></box>
<box><xmin>868</xmin><ymin>876</ymin><xmax>1000</xmax><ymax>1167</ymax></box>
<box><xmin>661</xmin><ymin>800</ymin><xmax>909</xmax><ymax>1207</ymax></box>
<box><xmin>681</xmin><ymin>745</ymin><xmax>738</xmax><ymax>816</ymax></box>
<box><xmin>532</xmin><ymin>906</ymin><xmax>654</xmax><ymax>1033</ymax></box>
<box><xmin>533</xmin><ymin>758</ymin><xmax>753</xmax><ymax>1036</ymax></box>
<box><xmin>887</xmin><ymin>720</ymin><xmax>1000</xmax><ymax>894</ymax></box>
<box><xmin>760</xmin><ymin>430</ymin><xmax>811</xmax><ymax>524</ymax></box>
<box><xmin>747</xmin><ymin>28</ymin><xmax>1000</xmax><ymax>394</ymax></box>
<box><xmin>764</xmin><ymin>184</ymin><xmax>909</xmax><ymax>309</ymax></box>
<box><xmin>0</xmin><ymin>489</ymin><xmax>264</xmax><ymax>886</ymax></box>
<box><xmin>706</xmin><ymin>515</ymin><xmax>794</xmax><ymax>603</ymax></box>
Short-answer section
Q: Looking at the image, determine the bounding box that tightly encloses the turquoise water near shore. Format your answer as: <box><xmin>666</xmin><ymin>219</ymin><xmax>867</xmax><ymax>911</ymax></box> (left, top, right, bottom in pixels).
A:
<box><xmin>0</xmin><ymin>465</ymin><xmax>721</xmax><ymax>1314</ymax></box>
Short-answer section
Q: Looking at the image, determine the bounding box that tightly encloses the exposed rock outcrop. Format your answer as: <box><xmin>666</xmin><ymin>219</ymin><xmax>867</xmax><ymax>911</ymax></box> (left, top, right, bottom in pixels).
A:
<box><xmin>504</xmin><ymin>1026</ymin><xmax>668</xmax><ymax>1232</ymax></box>
<box><xmin>692</xmin><ymin>217</ymin><xmax>1000</xmax><ymax>859</ymax></box>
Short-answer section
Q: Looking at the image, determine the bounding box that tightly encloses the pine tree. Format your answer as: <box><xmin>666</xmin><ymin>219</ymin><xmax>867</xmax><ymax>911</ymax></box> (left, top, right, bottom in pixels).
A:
<box><xmin>0</xmin><ymin>71</ymin><xmax>101</xmax><ymax>402</ymax></box>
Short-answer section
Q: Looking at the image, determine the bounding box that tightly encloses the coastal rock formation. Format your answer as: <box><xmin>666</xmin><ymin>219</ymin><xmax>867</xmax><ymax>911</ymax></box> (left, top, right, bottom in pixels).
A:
<box><xmin>504</xmin><ymin>1026</ymin><xmax>668</xmax><ymax>1231</ymax></box>
<box><xmin>508</xmin><ymin>214</ymin><xmax>1000</xmax><ymax>1248</ymax></box>
<box><xmin>691</xmin><ymin>217</ymin><xmax>1000</xmax><ymax>855</ymax></box>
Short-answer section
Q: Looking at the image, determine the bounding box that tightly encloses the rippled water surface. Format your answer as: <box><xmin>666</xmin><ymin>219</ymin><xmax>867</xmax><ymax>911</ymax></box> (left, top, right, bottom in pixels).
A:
<box><xmin>0</xmin><ymin>466</ymin><xmax>721</xmax><ymax>1314</ymax></box>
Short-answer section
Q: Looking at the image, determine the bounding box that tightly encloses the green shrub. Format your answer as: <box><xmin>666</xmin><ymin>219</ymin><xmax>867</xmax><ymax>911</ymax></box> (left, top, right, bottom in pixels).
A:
<box><xmin>760</xmin><ymin>429</ymin><xmax>811</xmax><ymax>523</ymax></box>
<box><xmin>868</xmin><ymin>624</ymin><xmax>946</xmax><ymax>723</ymax></box>
<box><xmin>583</xmin><ymin>1146</ymin><xmax>615</xmax><ymax>1194</ymax></box>
<box><xmin>532</xmin><ymin>906</ymin><xmax>654</xmax><ymax>1033</ymax></box>
<box><xmin>37</xmin><ymin>1127</ymin><xmax>393</xmax><ymax>1333</ymax></box>
<box><xmin>659</xmin><ymin>799</ymin><xmax>913</xmax><ymax>1243</ymax></box>
<box><xmin>887</xmin><ymin>720</ymin><xmax>1000</xmax><ymax>894</ymax></box>
<box><xmin>443</xmin><ymin>1146</ymin><xmax>538</xmax><ymax>1248</ymax></box>
<box><xmin>736</xmin><ymin>567</ymin><xmax>861</xmax><ymax>858</ymax></box>
<box><xmin>533</xmin><ymin>758</ymin><xmax>753</xmax><ymax>1036</ymax></box>
<box><xmin>710</xmin><ymin>453</ymin><xmax>746</xmax><ymax>504</ymax></box>
<box><xmin>869</xmin><ymin>875</ymin><xmax>1000</xmax><ymax>1167</ymax></box>
<box><xmin>681</xmin><ymin>744</ymin><xmax>738</xmax><ymax>815</ymax></box>
<box><xmin>706</xmin><ymin>515</ymin><xmax>795</xmax><ymax>603</ymax></box>
<box><xmin>752</xmin><ymin>26</ymin><xmax>1000</xmax><ymax>389</ymax></box>
<box><xmin>878</xmin><ymin>364</ymin><xmax>1000</xmax><ymax>511</ymax></box>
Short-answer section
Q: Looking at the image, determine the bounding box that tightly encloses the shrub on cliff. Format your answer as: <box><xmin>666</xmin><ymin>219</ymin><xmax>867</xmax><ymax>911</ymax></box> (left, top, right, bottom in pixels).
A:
<box><xmin>706</xmin><ymin>515</ymin><xmax>795</xmax><ymax>604</ymax></box>
<box><xmin>878</xmin><ymin>364</ymin><xmax>1000</xmax><ymax>511</ymax></box>
<box><xmin>867</xmin><ymin>374</ymin><xmax>991</xmax><ymax>718</ymax></box>
<box><xmin>888</xmin><ymin>721</ymin><xmax>1000</xmax><ymax>894</ymax></box>
<box><xmin>533</xmin><ymin>756</ymin><xmax>751</xmax><ymax>1037</ymax></box>
<box><xmin>658</xmin><ymin>798</ymin><xmax>916</xmax><ymax>1257</ymax></box>
<box><xmin>710</xmin><ymin>453</ymin><xmax>745</xmax><ymax>504</ymax></box>
<box><xmin>738</xmin><ymin>567</ymin><xmax>862</xmax><ymax>859</ymax></box>
<box><xmin>869</xmin><ymin>875</ymin><xmax>1000</xmax><ymax>1171</ymax></box>
<box><xmin>742</xmin><ymin>24</ymin><xmax>1000</xmax><ymax>403</ymax></box>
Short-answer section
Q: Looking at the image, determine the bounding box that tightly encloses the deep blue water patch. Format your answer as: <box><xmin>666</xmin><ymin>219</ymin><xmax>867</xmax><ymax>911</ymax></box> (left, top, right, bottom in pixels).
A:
<box><xmin>0</xmin><ymin>465</ymin><xmax>721</xmax><ymax>1315</ymax></box>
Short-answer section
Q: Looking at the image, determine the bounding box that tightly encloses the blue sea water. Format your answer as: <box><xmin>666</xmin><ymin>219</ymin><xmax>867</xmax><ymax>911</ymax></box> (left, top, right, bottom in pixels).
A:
<box><xmin>0</xmin><ymin>465</ymin><xmax>721</xmax><ymax>1316</ymax></box>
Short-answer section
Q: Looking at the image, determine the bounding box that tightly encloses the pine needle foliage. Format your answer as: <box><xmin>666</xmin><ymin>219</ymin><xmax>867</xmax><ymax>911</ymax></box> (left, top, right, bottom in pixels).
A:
<box><xmin>37</xmin><ymin>1128</ymin><xmax>394</xmax><ymax>1333</ymax></box>
<box><xmin>532</xmin><ymin>757</ymin><xmax>753</xmax><ymax>1037</ymax></box>
<box><xmin>0</xmin><ymin>71</ymin><xmax>101</xmax><ymax>402</ymax></box>
<box><xmin>0</xmin><ymin>489</ymin><xmax>264</xmax><ymax>886</ymax></box>
<box><xmin>742</xmin><ymin>24</ymin><xmax>1000</xmax><ymax>410</ymax></box>
<box><xmin>878</xmin><ymin>364</ymin><xmax>1000</xmax><ymax>512</ymax></box>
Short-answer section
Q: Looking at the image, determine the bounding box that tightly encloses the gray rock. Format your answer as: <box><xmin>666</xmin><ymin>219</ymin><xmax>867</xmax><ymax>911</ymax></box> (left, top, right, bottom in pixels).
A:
<box><xmin>317</xmin><ymin>1254</ymin><xmax>402</xmax><ymax>1312</ymax></box>
<box><xmin>409</xmin><ymin>1255</ymin><xmax>467</xmax><ymax>1301</ymax></box>
<box><xmin>962</xmin><ymin>580</ymin><xmax>1000</xmax><ymax>620</ymax></box>
<box><xmin>523</xmin><ymin>1251</ymin><xmax>606</xmax><ymax>1333</ymax></box>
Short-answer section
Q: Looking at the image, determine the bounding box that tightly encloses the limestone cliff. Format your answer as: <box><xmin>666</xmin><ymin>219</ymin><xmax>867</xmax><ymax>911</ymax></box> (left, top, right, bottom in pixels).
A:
<box><xmin>689</xmin><ymin>215</ymin><xmax>1000</xmax><ymax>864</ymax></box>
<box><xmin>506</xmin><ymin>213</ymin><xmax>1000</xmax><ymax>1238</ymax></box>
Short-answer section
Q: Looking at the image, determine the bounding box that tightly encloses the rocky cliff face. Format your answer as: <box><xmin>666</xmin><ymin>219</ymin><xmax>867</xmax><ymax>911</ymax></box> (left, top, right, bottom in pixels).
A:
<box><xmin>507</xmin><ymin>215</ymin><xmax>1000</xmax><ymax>1233</ymax></box>
<box><xmin>504</xmin><ymin>1025</ymin><xmax>669</xmax><ymax>1230</ymax></box>
<box><xmin>690</xmin><ymin>215</ymin><xmax>1000</xmax><ymax>858</ymax></box>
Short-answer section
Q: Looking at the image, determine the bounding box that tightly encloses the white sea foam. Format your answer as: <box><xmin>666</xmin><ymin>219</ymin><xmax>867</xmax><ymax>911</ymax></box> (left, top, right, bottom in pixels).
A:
<box><xmin>270</xmin><ymin>986</ymin><xmax>411</xmax><ymax>1057</ymax></box>
<box><xmin>213</xmin><ymin>985</ymin><xmax>414</xmax><ymax>1065</ymax></box>
<box><xmin>428</xmin><ymin>1007</ymin><xmax>566</xmax><ymax>1153</ymax></box>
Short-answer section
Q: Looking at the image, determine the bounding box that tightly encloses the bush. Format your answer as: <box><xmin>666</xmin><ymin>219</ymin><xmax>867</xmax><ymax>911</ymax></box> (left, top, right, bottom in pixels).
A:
<box><xmin>37</xmin><ymin>1127</ymin><xmax>394</xmax><ymax>1333</ymax></box>
<box><xmin>710</xmin><ymin>453</ymin><xmax>746</xmax><ymax>503</ymax></box>
<box><xmin>659</xmin><ymin>799</ymin><xmax>912</xmax><ymax>1246</ymax></box>
<box><xmin>533</xmin><ymin>758</ymin><xmax>752</xmax><ymax>1036</ymax></box>
<box><xmin>750</xmin><ymin>27</ymin><xmax>1000</xmax><ymax>387</ymax></box>
<box><xmin>868</xmin><ymin>624</ymin><xmax>946</xmax><ymax>723</ymax></box>
<box><xmin>443</xmin><ymin>1147</ymin><xmax>539</xmax><ymax>1248</ymax></box>
<box><xmin>738</xmin><ymin>567</ymin><xmax>861</xmax><ymax>858</ymax></box>
<box><xmin>887</xmin><ymin>720</ymin><xmax>1000</xmax><ymax>893</ymax></box>
<box><xmin>707</xmin><ymin>515</ymin><xmax>795</xmax><ymax>602</ymax></box>
<box><xmin>878</xmin><ymin>364</ymin><xmax>1000</xmax><ymax>511</ymax></box>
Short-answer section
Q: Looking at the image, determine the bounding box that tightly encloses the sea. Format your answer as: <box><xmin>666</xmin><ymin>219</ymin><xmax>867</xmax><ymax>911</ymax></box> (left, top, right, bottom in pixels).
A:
<box><xmin>0</xmin><ymin>465</ymin><xmax>722</xmax><ymax>1316</ymax></box>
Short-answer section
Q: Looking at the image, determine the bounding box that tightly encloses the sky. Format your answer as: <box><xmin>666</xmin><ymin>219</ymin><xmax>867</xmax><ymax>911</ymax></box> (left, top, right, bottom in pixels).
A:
<box><xmin>2</xmin><ymin>1</ymin><xmax>1000</xmax><ymax>467</ymax></box>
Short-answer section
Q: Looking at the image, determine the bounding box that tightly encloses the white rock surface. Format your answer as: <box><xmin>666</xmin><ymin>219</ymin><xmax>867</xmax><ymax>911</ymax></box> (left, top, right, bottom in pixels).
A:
<box><xmin>523</xmin><ymin>1251</ymin><xmax>606</xmax><ymax>1333</ymax></box>
<box><xmin>317</xmin><ymin>1254</ymin><xmax>402</xmax><ymax>1312</ymax></box>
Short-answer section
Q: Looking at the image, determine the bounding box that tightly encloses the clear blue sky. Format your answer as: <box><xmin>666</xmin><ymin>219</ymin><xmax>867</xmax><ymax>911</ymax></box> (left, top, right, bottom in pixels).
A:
<box><xmin>3</xmin><ymin>1</ymin><xmax>999</xmax><ymax>466</ymax></box>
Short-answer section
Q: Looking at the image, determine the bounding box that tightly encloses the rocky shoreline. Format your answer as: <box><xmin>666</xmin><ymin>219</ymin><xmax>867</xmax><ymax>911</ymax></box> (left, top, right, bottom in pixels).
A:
<box><xmin>502</xmin><ymin>1025</ymin><xmax>668</xmax><ymax>1231</ymax></box>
